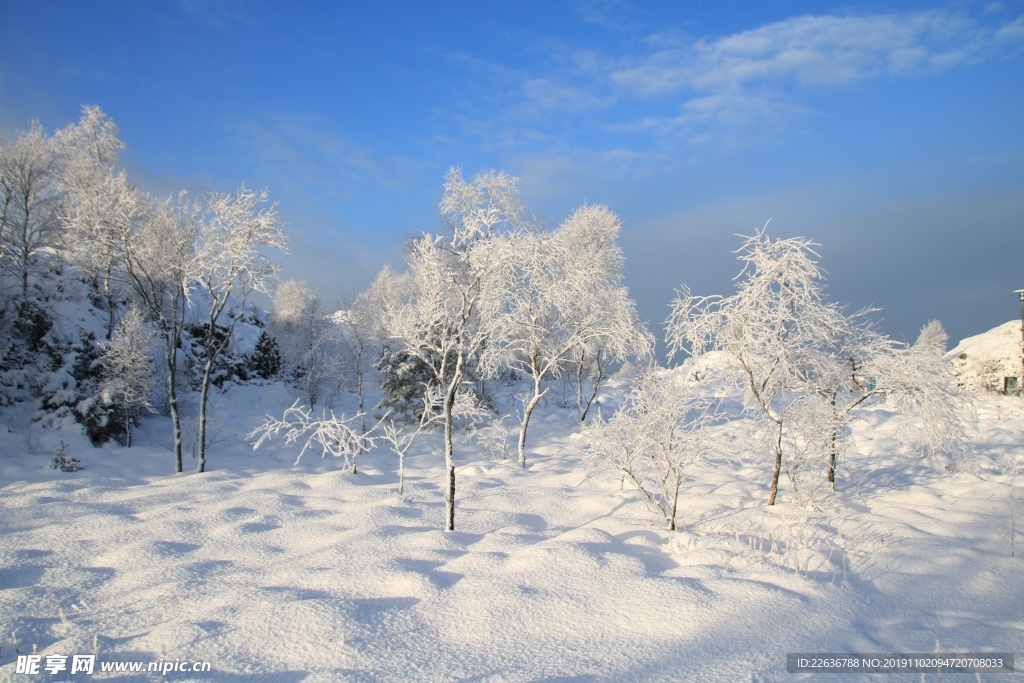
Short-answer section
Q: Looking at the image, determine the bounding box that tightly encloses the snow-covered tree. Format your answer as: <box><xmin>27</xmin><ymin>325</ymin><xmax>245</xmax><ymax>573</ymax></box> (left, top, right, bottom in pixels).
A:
<box><xmin>667</xmin><ymin>229</ymin><xmax>973</xmax><ymax>505</ymax></box>
<box><xmin>334</xmin><ymin>267</ymin><xmax>394</xmax><ymax>440</ymax></box>
<box><xmin>101</xmin><ymin>306</ymin><xmax>155</xmax><ymax>447</ymax></box>
<box><xmin>788</xmin><ymin>314</ymin><xmax>970</xmax><ymax>492</ymax></box>
<box><xmin>0</xmin><ymin>120</ymin><xmax>63</xmax><ymax>306</ymax></box>
<box><xmin>586</xmin><ymin>367</ymin><xmax>720</xmax><ymax>530</ymax></box>
<box><xmin>666</xmin><ymin>228</ymin><xmax>849</xmax><ymax>505</ymax></box>
<box><xmin>55</xmin><ymin>105</ymin><xmax>124</xmax><ymax>173</ymax></box>
<box><xmin>792</xmin><ymin>306</ymin><xmax>893</xmax><ymax>490</ymax></box>
<box><xmin>193</xmin><ymin>186</ymin><xmax>286</xmax><ymax>472</ymax></box>
<box><xmin>874</xmin><ymin>321</ymin><xmax>971</xmax><ymax>461</ymax></box>
<box><xmin>382</xmin><ymin>168</ymin><xmax>516</xmax><ymax>531</ymax></box>
<box><xmin>271</xmin><ymin>279</ymin><xmax>337</xmax><ymax>408</ymax></box>
<box><xmin>57</xmin><ymin>106</ymin><xmax>138</xmax><ymax>340</ymax></box>
<box><xmin>248</xmin><ymin>329</ymin><xmax>282</xmax><ymax>379</ymax></box>
<box><xmin>115</xmin><ymin>193</ymin><xmax>197</xmax><ymax>472</ymax></box>
<box><xmin>439</xmin><ymin>167</ymin><xmax>530</xmax><ymax>240</ymax></box>
<box><xmin>501</xmin><ymin>203</ymin><xmax>652</xmax><ymax>467</ymax></box>
<box><xmin>0</xmin><ymin>118</ymin><xmax>69</xmax><ymax>393</ymax></box>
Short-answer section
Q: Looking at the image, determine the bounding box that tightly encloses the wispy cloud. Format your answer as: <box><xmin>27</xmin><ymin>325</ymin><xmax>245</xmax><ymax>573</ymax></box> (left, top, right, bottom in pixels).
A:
<box><xmin>57</xmin><ymin>64</ymin><xmax>111</xmax><ymax>82</ymax></box>
<box><xmin>995</xmin><ymin>14</ymin><xmax>1024</xmax><ymax>42</ymax></box>
<box><xmin>454</xmin><ymin>7</ymin><xmax>1023</xmax><ymax>150</ymax></box>
<box><xmin>612</xmin><ymin>11</ymin><xmax>1008</xmax><ymax>94</ymax></box>
<box><xmin>234</xmin><ymin>112</ymin><xmax>421</xmax><ymax>196</ymax></box>
<box><xmin>572</xmin><ymin>0</ymin><xmax>644</xmax><ymax>32</ymax></box>
<box><xmin>519</xmin><ymin>77</ymin><xmax>615</xmax><ymax>114</ymax></box>
<box><xmin>427</xmin><ymin>5</ymin><xmax>1024</xmax><ymax>192</ymax></box>
<box><xmin>174</xmin><ymin>0</ymin><xmax>262</xmax><ymax>29</ymax></box>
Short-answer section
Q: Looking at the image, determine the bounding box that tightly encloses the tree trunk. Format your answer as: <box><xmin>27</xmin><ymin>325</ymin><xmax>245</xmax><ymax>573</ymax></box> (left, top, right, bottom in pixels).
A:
<box><xmin>167</xmin><ymin>358</ymin><xmax>183</xmax><ymax>473</ymax></box>
<box><xmin>578</xmin><ymin>349</ymin><xmax>605</xmax><ymax>422</ymax></box>
<box><xmin>669</xmin><ymin>479</ymin><xmax>680</xmax><ymax>531</ymax></box>
<box><xmin>103</xmin><ymin>263</ymin><xmax>115</xmax><ymax>341</ymax></box>
<box><xmin>827</xmin><ymin>391</ymin><xmax>838</xmax><ymax>489</ymax></box>
<box><xmin>768</xmin><ymin>421</ymin><xmax>783</xmax><ymax>506</ymax></box>
<box><xmin>517</xmin><ymin>382</ymin><xmax>546</xmax><ymax>468</ymax></box>
<box><xmin>443</xmin><ymin>369</ymin><xmax>461</xmax><ymax>532</ymax></box>
<box><xmin>356</xmin><ymin>352</ymin><xmax>366</xmax><ymax>439</ymax></box>
<box><xmin>19</xmin><ymin>221</ymin><xmax>30</xmax><ymax>301</ymax></box>
<box><xmin>827</xmin><ymin>438</ymin><xmax>838</xmax><ymax>490</ymax></box>
<box><xmin>198</xmin><ymin>314</ymin><xmax>236</xmax><ymax>473</ymax></box>
<box><xmin>399</xmin><ymin>447</ymin><xmax>405</xmax><ymax>497</ymax></box>
<box><xmin>667</xmin><ymin>489</ymin><xmax>675</xmax><ymax>532</ymax></box>
<box><xmin>197</xmin><ymin>356</ymin><xmax>214</xmax><ymax>473</ymax></box>
<box><xmin>575</xmin><ymin>353</ymin><xmax>585</xmax><ymax>419</ymax></box>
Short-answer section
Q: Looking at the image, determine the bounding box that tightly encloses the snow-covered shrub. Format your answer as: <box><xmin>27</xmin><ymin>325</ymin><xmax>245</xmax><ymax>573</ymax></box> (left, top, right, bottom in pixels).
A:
<box><xmin>676</xmin><ymin>512</ymin><xmax>889</xmax><ymax>583</ymax></box>
<box><xmin>37</xmin><ymin>328</ymin><xmax>132</xmax><ymax>446</ymax></box>
<box><xmin>101</xmin><ymin>306</ymin><xmax>155</xmax><ymax>447</ymax></box>
<box><xmin>184</xmin><ymin>322</ymin><xmax>248</xmax><ymax>388</ymax></box>
<box><xmin>585</xmin><ymin>366</ymin><xmax>722</xmax><ymax>531</ymax></box>
<box><xmin>50</xmin><ymin>441</ymin><xmax>81</xmax><ymax>472</ymax></box>
<box><xmin>250</xmin><ymin>400</ymin><xmax>381</xmax><ymax>474</ymax></box>
<box><xmin>247</xmin><ymin>330</ymin><xmax>282</xmax><ymax>380</ymax></box>
<box><xmin>465</xmin><ymin>415</ymin><xmax>514</xmax><ymax>461</ymax></box>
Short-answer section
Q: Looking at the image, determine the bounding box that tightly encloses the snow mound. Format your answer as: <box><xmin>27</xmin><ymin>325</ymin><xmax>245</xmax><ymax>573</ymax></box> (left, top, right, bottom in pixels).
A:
<box><xmin>948</xmin><ymin>320</ymin><xmax>1023</xmax><ymax>393</ymax></box>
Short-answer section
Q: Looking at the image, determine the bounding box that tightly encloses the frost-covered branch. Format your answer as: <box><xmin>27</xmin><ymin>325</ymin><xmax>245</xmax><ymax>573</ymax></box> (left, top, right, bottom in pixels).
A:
<box><xmin>249</xmin><ymin>400</ymin><xmax>381</xmax><ymax>472</ymax></box>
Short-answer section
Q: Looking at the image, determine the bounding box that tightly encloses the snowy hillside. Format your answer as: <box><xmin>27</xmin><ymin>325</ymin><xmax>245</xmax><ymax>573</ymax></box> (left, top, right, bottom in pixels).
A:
<box><xmin>949</xmin><ymin>320</ymin><xmax>1024</xmax><ymax>394</ymax></box>
<box><xmin>1</xmin><ymin>373</ymin><xmax>1021</xmax><ymax>682</ymax></box>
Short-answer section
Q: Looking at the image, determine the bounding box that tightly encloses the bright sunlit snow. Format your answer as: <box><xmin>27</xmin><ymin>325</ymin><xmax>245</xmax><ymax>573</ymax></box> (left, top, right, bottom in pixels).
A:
<box><xmin>1</xmin><ymin>330</ymin><xmax>1021</xmax><ymax>681</ymax></box>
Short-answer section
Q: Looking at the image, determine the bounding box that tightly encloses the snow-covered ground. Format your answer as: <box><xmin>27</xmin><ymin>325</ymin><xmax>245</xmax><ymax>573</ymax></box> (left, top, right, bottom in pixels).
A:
<box><xmin>949</xmin><ymin>320</ymin><xmax>1024</xmax><ymax>395</ymax></box>
<box><xmin>1</xmin><ymin>374</ymin><xmax>1022</xmax><ymax>681</ymax></box>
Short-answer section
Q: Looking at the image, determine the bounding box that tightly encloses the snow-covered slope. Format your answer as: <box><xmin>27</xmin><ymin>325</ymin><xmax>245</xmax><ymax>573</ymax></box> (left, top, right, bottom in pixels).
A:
<box><xmin>949</xmin><ymin>320</ymin><xmax>1024</xmax><ymax>393</ymax></box>
<box><xmin>0</xmin><ymin>378</ymin><xmax>1021</xmax><ymax>682</ymax></box>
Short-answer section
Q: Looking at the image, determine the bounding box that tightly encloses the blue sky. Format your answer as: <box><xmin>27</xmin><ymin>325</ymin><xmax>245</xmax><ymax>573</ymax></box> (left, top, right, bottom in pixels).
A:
<box><xmin>2</xmin><ymin>0</ymin><xmax>1023</xmax><ymax>350</ymax></box>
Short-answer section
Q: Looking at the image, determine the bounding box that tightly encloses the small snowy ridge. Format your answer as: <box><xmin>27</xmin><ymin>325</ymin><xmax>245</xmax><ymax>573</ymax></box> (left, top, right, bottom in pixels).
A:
<box><xmin>1</xmin><ymin>381</ymin><xmax>1022</xmax><ymax>682</ymax></box>
<box><xmin>949</xmin><ymin>319</ymin><xmax>1024</xmax><ymax>393</ymax></box>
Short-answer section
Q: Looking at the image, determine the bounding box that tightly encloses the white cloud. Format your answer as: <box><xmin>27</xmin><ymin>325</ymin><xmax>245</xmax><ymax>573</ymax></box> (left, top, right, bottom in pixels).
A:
<box><xmin>232</xmin><ymin>112</ymin><xmax>424</xmax><ymax>201</ymax></box>
<box><xmin>519</xmin><ymin>77</ymin><xmax>615</xmax><ymax>114</ymax></box>
<box><xmin>595</xmin><ymin>9</ymin><xmax>1024</xmax><ymax>141</ymax></box>
<box><xmin>995</xmin><ymin>15</ymin><xmax>1024</xmax><ymax>42</ymax></box>
<box><xmin>435</xmin><ymin>6</ymin><xmax>1024</xmax><ymax>171</ymax></box>
<box><xmin>611</xmin><ymin>10</ymin><xmax>1015</xmax><ymax>96</ymax></box>
<box><xmin>572</xmin><ymin>0</ymin><xmax>643</xmax><ymax>32</ymax></box>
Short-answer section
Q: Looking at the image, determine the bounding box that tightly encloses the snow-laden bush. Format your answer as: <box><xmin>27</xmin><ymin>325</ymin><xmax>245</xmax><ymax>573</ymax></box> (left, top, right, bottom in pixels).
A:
<box><xmin>50</xmin><ymin>440</ymin><xmax>81</xmax><ymax>472</ymax></box>
<box><xmin>247</xmin><ymin>330</ymin><xmax>282</xmax><ymax>380</ymax></box>
<box><xmin>585</xmin><ymin>366</ymin><xmax>724</xmax><ymax>530</ymax></box>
